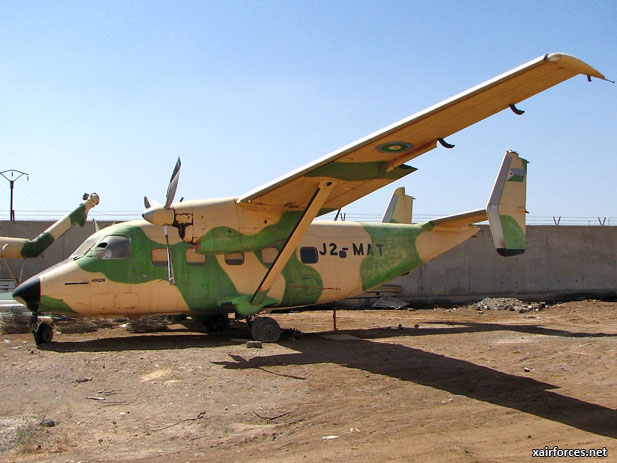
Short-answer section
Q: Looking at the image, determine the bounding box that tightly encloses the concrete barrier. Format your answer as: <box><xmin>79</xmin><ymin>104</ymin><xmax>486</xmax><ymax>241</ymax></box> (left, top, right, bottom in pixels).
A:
<box><xmin>2</xmin><ymin>221</ymin><xmax>616</xmax><ymax>303</ymax></box>
<box><xmin>394</xmin><ymin>225</ymin><xmax>617</xmax><ymax>305</ymax></box>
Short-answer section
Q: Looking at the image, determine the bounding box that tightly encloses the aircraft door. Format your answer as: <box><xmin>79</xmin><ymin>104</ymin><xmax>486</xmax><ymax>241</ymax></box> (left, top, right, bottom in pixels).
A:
<box><xmin>88</xmin><ymin>235</ymin><xmax>138</xmax><ymax>313</ymax></box>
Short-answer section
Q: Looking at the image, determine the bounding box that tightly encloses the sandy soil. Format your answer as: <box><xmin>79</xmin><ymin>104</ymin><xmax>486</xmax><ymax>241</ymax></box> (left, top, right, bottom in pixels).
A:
<box><xmin>1</xmin><ymin>300</ymin><xmax>616</xmax><ymax>462</ymax></box>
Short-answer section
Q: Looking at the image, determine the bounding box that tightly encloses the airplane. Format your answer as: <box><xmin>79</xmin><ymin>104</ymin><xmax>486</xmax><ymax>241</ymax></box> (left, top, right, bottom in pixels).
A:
<box><xmin>12</xmin><ymin>53</ymin><xmax>606</xmax><ymax>345</ymax></box>
<box><xmin>1</xmin><ymin>193</ymin><xmax>100</xmax><ymax>260</ymax></box>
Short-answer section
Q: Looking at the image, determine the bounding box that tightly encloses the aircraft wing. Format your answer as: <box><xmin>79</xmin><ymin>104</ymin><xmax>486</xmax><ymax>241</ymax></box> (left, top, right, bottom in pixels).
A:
<box><xmin>238</xmin><ymin>53</ymin><xmax>604</xmax><ymax>214</ymax></box>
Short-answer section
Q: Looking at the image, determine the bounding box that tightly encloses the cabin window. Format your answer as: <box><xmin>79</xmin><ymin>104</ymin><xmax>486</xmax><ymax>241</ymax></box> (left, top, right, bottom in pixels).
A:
<box><xmin>90</xmin><ymin>235</ymin><xmax>130</xmax><ymax>259</ymax></box>
<box><xmin>151</xmin><ymin>248</ymin><xmax>168</xmax><ymax>267</ymax></box>
<box><xmin>224</xmin><ymin>252</ymin><xmax>244</xmax><ymax>265</ymax></box>
<box><xmin>299</xmin><ymin>246</ymin><xmax>318</xmax><ymax>264</ymax></box>
<box><xmin>186</xmin><ymin>249</ymin><xmax>206</xmax><ymax>266</ymax></box>
<box><xmin>261</xmin><ymin>247</ymin><xmax>279</xmax><ymax>265</ymax></box>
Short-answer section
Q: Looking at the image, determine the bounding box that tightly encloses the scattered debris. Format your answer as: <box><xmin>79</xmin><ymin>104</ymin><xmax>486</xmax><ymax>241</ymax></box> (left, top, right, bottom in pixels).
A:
<box><xmin>151</xmin><ymin>411</ymin><xmax>205</xmax><ymax>432</ymax></box>
<box><xmin>524</xmin><ymin>367</ymin><xmax>531</xmax><ymax>372</ymax></box>
<box><xmin>87</xmin><ymin>396</ymin><xmax>106</xmax><ymax>401</ymax></box>
<box><xmin>246</xmin><ymin>341</ymin><xmax>263</xmax><ymax>348</ymax></box>
<box><xmin>322</xmin><ymin>435</ymin><xmax>339</xmax><ymax>440</ymax></box>
<box><xmin>0</xmin><ymin>305</ymin><xmax>31</xmax><ymax>334</ymax></box>
<box><xmin>75</xmin><ymin>377</ymin><xmax>93</xmax><ymax>383</ymax></box>
<box><xmin>253</xmin><ymin>410</ymin><xmax>292</xmax><ymax>422</ymax></box>
<box><xmin>54</xmin><ymin>317</ymin><xmax>99</xmax><ymax>333</ymax></box>
<box><xmin>124</xmin><ymin>316</ymin><xmax>171</xmax><ymax>333</ymax></box>
<box><xmin>473</xmin><ymin>298</ymin><xmax>546</xmax><ymax>314</ymax></box>
<box><xmin>371</xmin><ymin>296</ymin><xmax>410</xmax><ymax>310</ymax></box>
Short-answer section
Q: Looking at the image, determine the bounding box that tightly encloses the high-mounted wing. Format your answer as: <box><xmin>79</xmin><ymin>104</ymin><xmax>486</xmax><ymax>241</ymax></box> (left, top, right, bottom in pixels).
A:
<box><xmin>238</xmin><ymin>53</ymin><xmax>604</xmax><ymax>213</ymax></box>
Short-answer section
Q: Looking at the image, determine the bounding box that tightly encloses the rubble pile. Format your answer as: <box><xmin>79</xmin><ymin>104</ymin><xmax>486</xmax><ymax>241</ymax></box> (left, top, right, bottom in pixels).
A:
<box><xmin>473</xmin><ymin>297</ymin><xmax>546</xmax><ymax>314</ymax></box>
<box><xmin>54</xmin><ymin>316</ymin><xmax>100</xmax><ymax>333</ymax></box>
<box><xmin>124</xmin><ymin>316</ymin><xmax>171</xmax><ymax>333</ymax></box>
<box><xmin>0</xmin><ymin>306</ymin><xmax>31</xmax><ymax>334</ymax></box>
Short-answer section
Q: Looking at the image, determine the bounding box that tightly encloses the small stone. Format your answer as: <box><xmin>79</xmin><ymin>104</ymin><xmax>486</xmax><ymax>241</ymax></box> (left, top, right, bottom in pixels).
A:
<box><xmin>40</xmin><ymin>418</ymin><xmax>56</xmax><ymax>427</ymax></box>
<box><xmin>524</xmin><ymin>367</ymin><xmax>531</xmax><ymax>372</ymax></box>
<box><xmin>246</xmin><ymin>341</ymin><xmax>263</xmax><ymax>348</ymax></box>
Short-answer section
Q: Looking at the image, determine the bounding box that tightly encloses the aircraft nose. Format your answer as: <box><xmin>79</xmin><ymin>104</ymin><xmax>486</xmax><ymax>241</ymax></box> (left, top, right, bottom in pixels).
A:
<box><xmin>13</xmin><ymin>277</ymin><xmax>41</xmax><ymax>310</ymax></box>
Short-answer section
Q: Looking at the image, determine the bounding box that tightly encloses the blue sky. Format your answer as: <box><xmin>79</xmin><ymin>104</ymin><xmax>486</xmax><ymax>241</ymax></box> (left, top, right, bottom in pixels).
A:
<box><xmin>1</xmin><ymin>1</ymin><xmax>615</xmax><ymax>224</ymax></box>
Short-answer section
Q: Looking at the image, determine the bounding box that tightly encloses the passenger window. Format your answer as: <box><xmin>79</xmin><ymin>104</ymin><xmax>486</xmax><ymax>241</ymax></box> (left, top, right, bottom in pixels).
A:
<box><xmin>300</xmin><ymin>247</ymin><xmax>318</xmax><ymax>264</ymax></box>
<box><xmin>186</xmin><ymin>249</ymin><xmax>206</xmax><ymax>266</ymax></box>
<box><xmin>90</xmin><ymin>236</ymin><xmax>130</xmax><ymax>259</ymax></box>
<box><xmin>224</xmin><ymin>252</ymin><xmax>244</xmax><ymax>265</ymax></box>
<box><xmin>151</xmin><ymin>248</ymin><xmax>168</xmax><ymax>267</ymax></box>
<box><xmin>261</xmin><ymin>247</ymin><xmax>279</xmax><ymax>265</ymax></box>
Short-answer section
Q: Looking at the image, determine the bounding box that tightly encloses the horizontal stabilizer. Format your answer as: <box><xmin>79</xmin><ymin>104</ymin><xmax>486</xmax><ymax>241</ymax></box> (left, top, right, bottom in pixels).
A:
<box><xmin>430</xmin><ymin>209</ymin><xmax>487</xmax><ymax>228</ymax></box>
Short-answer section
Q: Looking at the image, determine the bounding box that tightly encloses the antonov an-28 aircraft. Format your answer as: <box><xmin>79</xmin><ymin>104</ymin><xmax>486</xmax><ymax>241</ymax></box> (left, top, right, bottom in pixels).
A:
<box><xmin>13</xmin><ymin>53</ymin><xmax>605</xmax><ymax>344</ymax></box>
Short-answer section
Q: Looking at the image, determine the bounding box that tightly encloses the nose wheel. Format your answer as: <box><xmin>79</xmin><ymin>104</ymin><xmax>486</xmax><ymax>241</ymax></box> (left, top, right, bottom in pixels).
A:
<box><xmin>28</xmin><ymin>314</ymin><xmax>54</xmax><ymax>345</ymax></box>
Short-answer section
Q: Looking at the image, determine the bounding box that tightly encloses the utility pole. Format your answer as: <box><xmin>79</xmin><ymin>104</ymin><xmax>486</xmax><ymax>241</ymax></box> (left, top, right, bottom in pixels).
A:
<box><xmin>0</xmin><ymin>170</ymin><xmax>29</xmax><ymax>221</ymax></box>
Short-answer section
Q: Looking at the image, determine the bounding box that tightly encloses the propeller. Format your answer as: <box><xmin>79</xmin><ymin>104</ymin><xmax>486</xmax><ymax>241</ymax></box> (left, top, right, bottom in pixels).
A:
<box><xmin>142</xmin><ymin>157</ymin><xmax>181</xmax><ymax>285</ymax></box>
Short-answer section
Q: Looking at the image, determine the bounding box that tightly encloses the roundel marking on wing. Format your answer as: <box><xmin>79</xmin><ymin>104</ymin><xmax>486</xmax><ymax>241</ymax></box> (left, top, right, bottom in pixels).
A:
<box><xmin>376</xmin><ymin>142</ymin><xmax>415</xmax><ymax>154</ymax></box>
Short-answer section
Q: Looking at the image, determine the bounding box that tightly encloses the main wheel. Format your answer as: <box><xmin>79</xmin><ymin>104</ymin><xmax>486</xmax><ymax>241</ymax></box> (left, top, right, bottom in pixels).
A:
<box><xmin>251</xmin><ymin>317</ymin><xmax>280</xmax><ymax>343</ymax></box>
<box><xmin>35</xmin><ymin>323</ymin><xmax>53</xmax><ymax>345</ymax></box>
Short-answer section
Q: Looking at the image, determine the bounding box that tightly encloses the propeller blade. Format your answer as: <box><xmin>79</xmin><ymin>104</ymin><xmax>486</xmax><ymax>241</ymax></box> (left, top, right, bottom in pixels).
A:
<box><xmin>164</xmin><ymin>225</ymin><xmax>175</xmax><ymax>285</ymax></box>
<box><xmin>164</xmin><ymin>157</ymin><xmax>181</xmax><ymax>209</ymax></box>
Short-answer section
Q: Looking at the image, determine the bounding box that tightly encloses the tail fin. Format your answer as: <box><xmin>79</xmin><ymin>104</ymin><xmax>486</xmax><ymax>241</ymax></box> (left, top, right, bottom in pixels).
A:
<box><xmin>486</xmin><ymin>150</ymin><xmax>528</xmax><ymax>256</ymax></box>
<box><xmin>382</xmin><ymin>187</ymin><xmax>414</xmax><ymax>224</ymax></box>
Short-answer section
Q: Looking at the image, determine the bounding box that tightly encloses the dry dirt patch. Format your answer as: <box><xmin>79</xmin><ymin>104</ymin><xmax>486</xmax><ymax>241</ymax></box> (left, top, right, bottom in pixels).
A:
<box><xmin>1</xmin><ymin>301</ymin><xmax>616</xmax><ymax>462</ymax></box>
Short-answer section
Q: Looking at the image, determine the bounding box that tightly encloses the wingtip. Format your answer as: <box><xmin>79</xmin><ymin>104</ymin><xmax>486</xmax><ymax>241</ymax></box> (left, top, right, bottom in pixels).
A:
<box><xmin>544</xmin><ymin>52</ymin><xmax>605</xmax><ymax>80</ymax></box>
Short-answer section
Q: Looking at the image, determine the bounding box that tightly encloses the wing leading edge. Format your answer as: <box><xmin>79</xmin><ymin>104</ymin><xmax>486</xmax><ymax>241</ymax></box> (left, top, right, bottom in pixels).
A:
<box><xmin>238</xmin><ymin>53</ymin><xmax>604</xmax><ymax>214</ymax></box>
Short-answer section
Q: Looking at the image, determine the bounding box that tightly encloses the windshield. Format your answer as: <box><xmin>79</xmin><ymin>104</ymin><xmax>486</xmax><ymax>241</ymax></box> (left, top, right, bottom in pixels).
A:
<box><xmin>89</xmin><ymin>235</ymin><xmax>131</xmax><ymax>260</ymax></box>
<box><xmin>70</xmin><ymin>237</ymin><xmax>99</xmax><ymax>260</ymax></box>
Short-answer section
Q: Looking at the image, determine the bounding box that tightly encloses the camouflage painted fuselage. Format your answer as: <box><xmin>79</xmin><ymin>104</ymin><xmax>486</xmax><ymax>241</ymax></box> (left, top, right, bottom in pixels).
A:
<box><xmin>33</xmin><ymin>213</ymin><xmax>477</xmax><ymax>318</ymax></box>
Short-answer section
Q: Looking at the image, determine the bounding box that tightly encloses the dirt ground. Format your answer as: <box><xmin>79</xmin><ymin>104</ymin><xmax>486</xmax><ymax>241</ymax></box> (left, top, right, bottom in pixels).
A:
<box><xmin>1</xmin><ymin>300</ymin><xmax>616</xmax><ymax>463</ymax></box>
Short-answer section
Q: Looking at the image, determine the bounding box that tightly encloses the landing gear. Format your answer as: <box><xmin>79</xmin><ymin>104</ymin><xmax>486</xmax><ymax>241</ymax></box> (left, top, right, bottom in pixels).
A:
<box><xmin>194</xmin><ymin>313</ymin><xmax>229</xmax><ymax>333</ymax></box>
<box><xmin>28</xmin><ymin>313</ymin><xmax>53</xmax><ymax>345</ymax></box>
<box><xmin>250</xmin><ymin>316</ymin><xmax>280</xmax><ymax>343</ymax></box>
<box><xmin>34</xmin><ymin>323</ymin><xmax>53</xmax><ymax>345</ymax></box>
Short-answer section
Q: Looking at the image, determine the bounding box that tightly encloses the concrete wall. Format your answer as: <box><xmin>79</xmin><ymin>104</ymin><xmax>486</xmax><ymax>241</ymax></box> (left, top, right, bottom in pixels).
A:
<box><xmin>2</xmin><ymin>221</ymin><xmax>616</xmax><ymax>303</ymax></box>
<box><xmin>0</xmin><ymin>220</ymin><xmax>114</xmax><ymax>282</ymax></box>
<box><xmin>393</xmin><ymin>225</ymin><xmax>617</xmax><ymax>304</ymax></box>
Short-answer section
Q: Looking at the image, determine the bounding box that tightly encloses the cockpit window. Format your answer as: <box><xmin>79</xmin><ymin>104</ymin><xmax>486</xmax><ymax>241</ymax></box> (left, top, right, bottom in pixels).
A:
<box><xmin>89</xmin><ymin>235</ymin><xmax>131</xmax><ymax>260</ymax></box>
<box><xmin>71</xmin><ymin>237</ymin><xmax>99</xmax><ymax>260</ymax></box>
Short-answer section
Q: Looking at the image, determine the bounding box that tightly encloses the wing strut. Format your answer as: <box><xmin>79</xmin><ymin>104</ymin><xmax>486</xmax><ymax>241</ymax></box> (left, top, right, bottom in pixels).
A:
<box><xmin>250</xmin><ymin>181</ymin><xmax>336</xmax><ymax>307</ymax></box>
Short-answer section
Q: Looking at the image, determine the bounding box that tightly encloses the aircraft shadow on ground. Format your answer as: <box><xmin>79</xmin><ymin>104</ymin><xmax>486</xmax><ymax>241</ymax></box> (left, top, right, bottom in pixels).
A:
<box><xmin>39</xmin><ymin>331</ymin><xmax>246</xmax><ymax>352</ymax></box>
<box><xmin>354</xmin><ymin>321</ymin><xmax>617</xmax><ymax>339</ymax></box>
<box><xmin>213</xmin><ymin>332</ymin><xmax>617</xmax><ymax>439</ymax></box>
<box><xmin>40</xmin><ymin>321</ymin><xmax>617</xmax><ymax>438</ymax></box>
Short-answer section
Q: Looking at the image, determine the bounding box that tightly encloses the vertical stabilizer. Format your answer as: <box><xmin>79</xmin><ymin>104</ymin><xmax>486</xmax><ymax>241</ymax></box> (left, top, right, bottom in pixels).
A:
<box><xmin>382</xmin><ymin>187</ymin><xmax>414</xmax><ymax>224</ymax></box>
<box><xmin>486</xmin><ymin>150</ymin><xmax>528</xmax><ymax>256</ymax></box>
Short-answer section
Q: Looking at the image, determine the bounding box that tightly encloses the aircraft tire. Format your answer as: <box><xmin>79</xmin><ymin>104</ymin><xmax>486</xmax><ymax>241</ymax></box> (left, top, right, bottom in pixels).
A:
<box><xmin>35</xmin><ymin>323</ymin><xmax>53</xmax><ymax>345</ymax></box>
<box><xmin>251</xmin><ymin>317</ymin><xmax>280</xmax><ymax>343</ymax></box>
